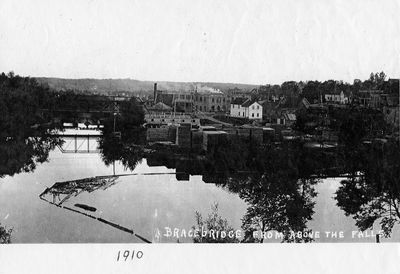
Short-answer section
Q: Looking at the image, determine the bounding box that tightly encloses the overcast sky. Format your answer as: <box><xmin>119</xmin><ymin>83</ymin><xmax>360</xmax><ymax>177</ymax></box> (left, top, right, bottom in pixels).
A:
<box><xmin>0</xmin><ymin>0</ymin><xmax>399</xmax><ymax>84</ymax></box>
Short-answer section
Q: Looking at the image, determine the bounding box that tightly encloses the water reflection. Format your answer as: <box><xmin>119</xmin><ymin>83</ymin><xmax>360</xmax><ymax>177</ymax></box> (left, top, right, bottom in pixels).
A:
<box><xmin>128</xmin><ymin>133</ymin><xmax>399</xmax><ymax>242</ymax></box>
<box><xmin>0</xmin><ymin>134</ymin><xmax>62</xmax><ymax>178</ymax></box>
<box><xmin>98</xmin><ymin>128</ymin><xmax>145</xmax><ymax>172</ymax></box>
<box><xmin>139</xmin><ymin>137</ymin><xmax>325</xmax><ymax>242</ymax></box>
<box><xmin>202</xmin><ymin>138</ymin><xmax>320</xmax><ymax>242</ymax></box>
<box><xmin>29</xmin><ymin>127</ymin><xmax>400</xmax><ymax>243</ymax></box>
<box><xmin>335</xmin><ymin>140</ymin><xmax>400</xmax><ymax>238</ymax></box>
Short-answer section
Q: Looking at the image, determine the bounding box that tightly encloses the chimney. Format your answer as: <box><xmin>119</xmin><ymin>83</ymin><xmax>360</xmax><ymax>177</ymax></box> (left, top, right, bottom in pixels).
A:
<box><xmin>154</xmin><ymin>83</ymin><xmax>158</xmax><ymax>103</ymax></box>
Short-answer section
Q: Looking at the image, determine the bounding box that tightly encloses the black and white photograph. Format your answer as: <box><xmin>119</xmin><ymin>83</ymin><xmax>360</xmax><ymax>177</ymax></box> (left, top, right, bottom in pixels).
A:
<box><xmin>0</xmin><ymin>0</ymin><xmax>399</xmax><ymax>272</ymax></box>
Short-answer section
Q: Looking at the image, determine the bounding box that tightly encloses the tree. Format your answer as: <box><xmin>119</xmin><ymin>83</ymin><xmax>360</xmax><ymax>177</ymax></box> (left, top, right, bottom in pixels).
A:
<box><xmin>301</xmin><ymin>81</ymin><xmax>321</xmax><ymax>103</ymax></box>
<box><xmin>369</xmin><ymin>71</ymin><xmax>386</xmax><ymax>89</ymax></box>
<box><xmin>0</xmin><ymin>224</ymin><xmax>12</xmax><ymax>244</ymax></box>
<box><xmin>0</xmin><ymin>72</ymin><xmax>63</xmax><ymax>177</ymax></box>
<box><xmin>192</xmin><ymin>203</ymin><xmax>239</xmax><ymax>243</ymax></box>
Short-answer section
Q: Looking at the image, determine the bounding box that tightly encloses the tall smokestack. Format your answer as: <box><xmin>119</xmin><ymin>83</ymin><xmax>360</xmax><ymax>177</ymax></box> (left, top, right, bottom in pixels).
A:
<box><xmin>154</xmin><ymin>83</ymin><xmax>157</xmax><ymax>103</ymax></box>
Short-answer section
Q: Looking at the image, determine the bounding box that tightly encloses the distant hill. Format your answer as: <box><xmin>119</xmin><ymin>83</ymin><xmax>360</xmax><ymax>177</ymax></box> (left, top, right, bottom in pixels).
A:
<box><xmin>35</xmin><ymin>77</ymin><xmax>258</xmax><ymax>95</ymax></box>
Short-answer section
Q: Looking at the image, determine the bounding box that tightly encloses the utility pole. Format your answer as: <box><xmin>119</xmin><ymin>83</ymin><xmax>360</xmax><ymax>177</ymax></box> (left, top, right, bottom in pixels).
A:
<box><xmin>113</xmin><ymin>112</ymin><xmax>117</xmax><ymax>133</ymax></box>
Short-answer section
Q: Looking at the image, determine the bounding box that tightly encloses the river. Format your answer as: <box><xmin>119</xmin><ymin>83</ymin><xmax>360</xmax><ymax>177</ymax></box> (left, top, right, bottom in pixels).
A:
<box><xmin>0</xmin><ymin>139</ymin><xmax>398</xmax><ymax>243</ymax></box>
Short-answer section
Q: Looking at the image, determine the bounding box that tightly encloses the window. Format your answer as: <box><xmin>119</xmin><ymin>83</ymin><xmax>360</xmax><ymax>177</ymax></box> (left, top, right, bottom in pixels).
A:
<box><xmin>252</xmin><ymin>113</ymin><xmax>254</xmax><ymax>117</ymax></box>
<box><xmin>257</xmin><ymin>105</ymin><xmax>259</xmax><ymax>109</ymax></box>
<box><xmin>238</xmin><ymin>112</ymin><xmax>240</xmax><ymax>116</ymax></box>
<box><xmin>252</xmin><ymin>106</ymin><xmax>255</xmax><ymax>110</ymax></box>
<box><xmin>257</xmin><ymin>113</ymin><xmax>259</xmax><ymax>117</ymax></box>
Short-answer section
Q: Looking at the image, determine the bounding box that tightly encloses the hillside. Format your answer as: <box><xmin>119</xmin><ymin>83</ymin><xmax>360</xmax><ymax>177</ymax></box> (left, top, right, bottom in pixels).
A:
<box><xmin>35</xmin><ymin>77</ymin><xmax>258</xmax><ymax>95</ymax></box>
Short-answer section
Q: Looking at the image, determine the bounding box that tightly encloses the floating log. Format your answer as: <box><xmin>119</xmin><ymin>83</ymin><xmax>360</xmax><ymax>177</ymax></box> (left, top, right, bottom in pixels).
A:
<box><xmin>74</xmin><ymin>203</ymin><xmax>97</xmax><ymax>212</ymax></box>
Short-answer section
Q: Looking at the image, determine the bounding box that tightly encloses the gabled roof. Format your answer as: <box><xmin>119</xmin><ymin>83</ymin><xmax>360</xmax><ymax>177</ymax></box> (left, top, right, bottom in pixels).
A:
<box><xmin>301</xmin><ymin>98</ymin><xmax>310</xmax><ymax>109</ymax></box>
<box><xmin>241</xmin><ymin>99</ymin><xmax>252</xmax><ymax>107</ymax></box>
<box><xmin>153</xmin><ymin>102</ymin><xmax>172</xmax><ymax>110</ymax></box>
<box><xmin>231</xmin><ymin>97</ymin><xmax>248</xmax><ymax>105</ymax></box>
<box><xmin>283</xmin><ymin>113</ymin><xmax>296</xmax><ymax>121</ymax></box>
<box><xmin>241</xmin><ymin>99</ymin><xmax>260</xmax><ymax>107</ymax></box>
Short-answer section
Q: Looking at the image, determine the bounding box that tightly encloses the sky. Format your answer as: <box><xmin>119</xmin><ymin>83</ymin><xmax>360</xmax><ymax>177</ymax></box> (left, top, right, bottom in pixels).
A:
<box><xmin>0</xmin><ymin>0</ymin><xmax>399</xmax><ymax>85</ymax></box>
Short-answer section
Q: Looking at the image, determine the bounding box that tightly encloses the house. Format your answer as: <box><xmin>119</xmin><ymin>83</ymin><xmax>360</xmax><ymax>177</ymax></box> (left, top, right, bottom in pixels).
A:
<box><xmin>193</xmin><ymin>89</ymin><xmax>230</xmax><ymax>112</ymax></box>
<box><xmin>150</xmin><ymin>102</ymin><xmax>172</xmax><ymax>112</ymax></box>
<box><xmin>230</xmin><ymin>98</ymin><xmax>263</xmax><ymax>120</ymax></box>
<box><xmin>153</xmin><ymin>83</ymin><xmax>194</xmax><ymax>113</ymax></box>
<box><xmin>144</xmin><ymin>113</ymin><xmax>200</xmax><ymax>128</ymax></box>
<box><xmin>230</xmin><ymin>98</ymin><xmax>248</xmax><ymax>118</ymax></box>
<box><xmin>357</xmin><ymin>90</ymin><xmax>386</xmax><ymax>109</ymax></box>
<box><xmin>277</xmin><ymin>112</ymin><xmax>296</xmax><ymax>126</ymax></box>
<box><xmin>244</xmin><ymin>100</ymin><xmax>263</xmax><ymax>120</ymax></box>
<box><xmin>324</xmin><ymin>91</ymin><xmax>349</xmax><ymax>104</ymax></box>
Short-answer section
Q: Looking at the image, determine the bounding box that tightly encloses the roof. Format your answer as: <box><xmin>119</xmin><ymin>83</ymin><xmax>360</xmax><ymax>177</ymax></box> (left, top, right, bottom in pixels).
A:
<box><xmin>263</xmin><ymin>127</ymin><xmax>275</xmax><ymax>131</ymax></box>
<box><xmin>259</xmin><ymin>100</ymin><xmax>280</xmax><ymax>108</ymax></box>
<box><xmin>241</xmin><ymin>99</ymin><xmax>259</xmax><ymax>107</ymax></box>
<box><xmin>203</xmin><ymin>131</ymin><xmax>228</xmax><ymax>135</ymax></box>
<box><xmin>301</xmin><ymin>98</ymin><xmax>311</xmax><ymax>109</ymax></box>
<box><xmin>283</xmin><ymin>113</ymin><xmax>296</xmax><ymax>121</ymax></box>
<box><xmin>200</xmin><ymin>126</ymin><xmax>217</xmax><ymax>131</ymax></box>
<box><xmin>153</xmin><ymin>102</ymin><xmax>172</xmax><ymax>110</ymax></box>
<box><xmin>231</xmin><ymin>97</ymin><xmax>248</xmax><ymax>105</ymax></box>
<box><xmin>241</xmin><ymin>124</ymin><xmax>263</xmax><ymax>129</ymax></box>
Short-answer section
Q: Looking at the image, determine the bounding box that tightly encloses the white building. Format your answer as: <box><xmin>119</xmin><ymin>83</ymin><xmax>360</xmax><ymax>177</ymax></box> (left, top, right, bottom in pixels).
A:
<box><xmin>230</xmin><ymin>98</ymin><xmax>248</xmax><ymax>118</ymax></box>
<box><xmin>230</xmin><ymin>98</ymin><xmax>263</xmax><ymax>120</ymax></box>
<box><xmin>324</xmin><ymin>91</ymin><xmax>349</xmax><ymax>104</ymax></box>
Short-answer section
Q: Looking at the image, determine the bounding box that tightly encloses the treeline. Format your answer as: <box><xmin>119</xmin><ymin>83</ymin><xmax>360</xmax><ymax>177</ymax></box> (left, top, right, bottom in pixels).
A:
<box><xmin>0</xmin><ymin>71</ymin><xmax>106</xmax><ymax>127</ymax></box>
<box><xmin>0</xmin><ymin>71</ymin><xmax>145</xmax><ymax>133</ymax></box>
<box><xmin>1</xmin><ymin>72</ymin><xmax>146</xmax><ymax>125</ymax></box>
<box><xmin>0</xmin><ymin>72</ymin><xmax>58</xmax><ymax>135</ymax></box>
<box><xmin>255</xmin><ymin>72</ymin><xmax>399</xmax><ymax>103</ymax></box>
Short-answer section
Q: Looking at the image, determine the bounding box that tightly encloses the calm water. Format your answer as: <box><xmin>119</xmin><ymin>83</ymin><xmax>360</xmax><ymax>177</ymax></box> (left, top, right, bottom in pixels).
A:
<box><xmin>0</xmin><ymin>140</ymin><xmax>398</xmax><ymax>243</ymax></box>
